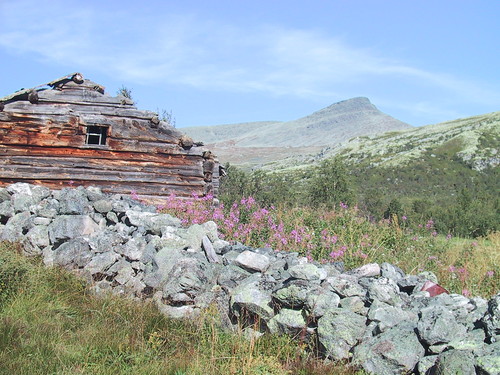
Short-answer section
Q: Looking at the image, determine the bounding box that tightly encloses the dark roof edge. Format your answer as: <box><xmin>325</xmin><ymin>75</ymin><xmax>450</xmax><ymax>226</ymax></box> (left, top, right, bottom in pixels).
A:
<box><xmin>0</xmin><ymin>72</ymin><xmax>83</xmax><ymax>103</ymax></box>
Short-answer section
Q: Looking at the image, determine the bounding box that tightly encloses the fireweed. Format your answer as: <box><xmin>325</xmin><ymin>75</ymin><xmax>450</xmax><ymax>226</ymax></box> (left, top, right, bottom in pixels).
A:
<box><xmin>156</xmin><ymin>194</ymin><xmax>499</xmax><ymax>297</ymax></box>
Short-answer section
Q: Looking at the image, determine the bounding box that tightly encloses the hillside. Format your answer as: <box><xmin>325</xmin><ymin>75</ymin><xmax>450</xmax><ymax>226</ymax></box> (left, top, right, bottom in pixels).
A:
<box><xmin>268</xmin><ymin>110</ymin><xmax>500</xmax><ymax>172</ymax></box>
<box><xmin>182</xmin><ymin>97</ymin><xmax>412</xmax><ymax>168</ymax></box>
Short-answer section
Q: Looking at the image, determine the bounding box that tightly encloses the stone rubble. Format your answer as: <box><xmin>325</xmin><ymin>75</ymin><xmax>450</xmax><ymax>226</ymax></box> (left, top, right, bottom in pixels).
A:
<box><xmin>0</xmin><ymin>182</ymin><xmax>499</xmax><ymax>375</ymax></box>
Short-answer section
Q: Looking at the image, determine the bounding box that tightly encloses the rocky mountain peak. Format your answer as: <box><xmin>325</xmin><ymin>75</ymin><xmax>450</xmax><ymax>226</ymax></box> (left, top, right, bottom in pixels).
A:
<box><xmin>181</xmin><ymin>97</ymin><xmax>412</xmax><ymax>167</ymax></box>
<box><xmin>323</xmin><ymin>97</ymin><xmax>376</xmax><ymax>112</ymax></box>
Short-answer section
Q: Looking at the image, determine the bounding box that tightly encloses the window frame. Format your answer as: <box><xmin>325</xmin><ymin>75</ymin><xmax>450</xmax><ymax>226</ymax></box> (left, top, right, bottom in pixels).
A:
<box><xmin>85</xmin><ymin>125</ymin><xmax>109</xmax><ymax>146</ymax></box>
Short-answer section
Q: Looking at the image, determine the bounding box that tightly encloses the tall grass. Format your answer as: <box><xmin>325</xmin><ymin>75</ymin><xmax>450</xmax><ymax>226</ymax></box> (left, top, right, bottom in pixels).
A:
<box><xmin>159</xmin><ymin>194</ymin><xmax>499</xmax><ymax>298</ymax></box>
<box><xmin>0</xmin><ymin>242</ymin><xmax>366</xmax><ymax>375</ymax></box>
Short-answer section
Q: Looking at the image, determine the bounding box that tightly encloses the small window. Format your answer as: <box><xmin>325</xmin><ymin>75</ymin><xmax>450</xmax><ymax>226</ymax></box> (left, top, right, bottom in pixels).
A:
<box><xmin>86</xmin><ymin>126</ymin><xmax>108</xmax><ymax>145</ymax></box>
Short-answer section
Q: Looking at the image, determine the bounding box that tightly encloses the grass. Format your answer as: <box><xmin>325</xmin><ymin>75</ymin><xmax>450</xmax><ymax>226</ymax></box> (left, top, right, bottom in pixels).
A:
<box><xmin>0</xmin><ymin>242</ymin><xmax>366</xmax><ymax>375</ymax></box>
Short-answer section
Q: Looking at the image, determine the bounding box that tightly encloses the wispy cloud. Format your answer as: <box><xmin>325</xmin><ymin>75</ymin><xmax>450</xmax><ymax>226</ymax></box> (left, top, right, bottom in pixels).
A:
<box><xmin>1</xmin><ymin>0</ymin><xmax>498</xmax><ymax>122</ymax></box>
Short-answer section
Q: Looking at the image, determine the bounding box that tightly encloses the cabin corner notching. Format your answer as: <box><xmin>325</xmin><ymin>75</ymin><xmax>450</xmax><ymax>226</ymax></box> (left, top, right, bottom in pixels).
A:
<box><xmin>0</xmin><ymin>73</ymin><xmax>219</xmax><ymax>200</ymax></box>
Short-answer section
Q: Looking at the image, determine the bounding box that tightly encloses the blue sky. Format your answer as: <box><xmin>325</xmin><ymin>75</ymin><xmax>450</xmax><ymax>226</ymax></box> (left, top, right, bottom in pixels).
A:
<box><xmin>1</xmin><ymin>0</ymin><xmax>499</xmax><ymax>128</ymax></box>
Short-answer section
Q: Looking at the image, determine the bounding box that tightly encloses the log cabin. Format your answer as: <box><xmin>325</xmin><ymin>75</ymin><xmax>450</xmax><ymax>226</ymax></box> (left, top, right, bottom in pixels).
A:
<box><xmin>0</xmin><ymin>73</ymin><xmax>219</xmax><ymax>200</ymax></box>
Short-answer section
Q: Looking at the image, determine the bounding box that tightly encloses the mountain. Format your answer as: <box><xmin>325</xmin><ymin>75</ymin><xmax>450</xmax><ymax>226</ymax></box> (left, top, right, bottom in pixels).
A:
<box><xmin>264</xmin><ymin>110</ymin><xmax>500</xmax><ymax>173</ymax></box>
<box><xmin>182</xmin><ymin>97</ymin><xmax>412</xmax><ymax>168</ymax></box>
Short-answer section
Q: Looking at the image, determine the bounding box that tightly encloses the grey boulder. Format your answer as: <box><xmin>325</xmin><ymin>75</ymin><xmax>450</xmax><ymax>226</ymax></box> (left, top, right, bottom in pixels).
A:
<box><xmin>317</xmin><ymin>307</ymin><xmax>367</xmax><ymax>360</ymax></box>
<box><xmin>353</xmin><ymin>322</ymin><xmax>425</xmax><ymax>375</ymax></box>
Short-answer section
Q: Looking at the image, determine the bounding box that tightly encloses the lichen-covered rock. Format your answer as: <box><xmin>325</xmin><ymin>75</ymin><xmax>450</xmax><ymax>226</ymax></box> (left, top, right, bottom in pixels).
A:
<box><xmin>273</xmin><ymin>280</ymin><xmax>313</xmax><ymax>308</ymax></box>
<box><xmin>368</xmin><ymin>300</ymin><xmax>418</xmax><ymax>333</ymax></box>
<box><xmin>83</xmin><ymin>251</ymin><xmax>121</xmax><ymax>275</ymax></box>
<box><xmin>9</xmin><ymin>183</ymin><xmax>50</xmax><ymax>213</ymax></box>
<box><xmin>93</xmin><ymin>199</ymin><xmax>113</xmax><ymax>213</ymax></box>
<box><xmin>161</xmin><ymin>257</ymin><xmax>216</xmax><ymax>303</ymax></box>
<box><xmin>234</xmin><ymin>250</ymin><xmax>270</xmax><ymax>273</ymax></box>
<box><xmin>483</xmin><ymin>293</ymin><xmax>500</xmax><ymax>343</ymax></box>
<box><xmin>323</xmin><ymin>275</ymin><xmax>366</xmax><ymax>298</ymax></box>
<box><xmin>317</xmin><ymin>307</ymin><xmax>367</xmax><ymax>360</ymax></box>
<box><xmin>363</xmin><ymin>277</ymin><xmax>404</xmax><ymax>307</ymax></box>
<box><xmin>475</xmin><ymin>341</ymin><xmax>500</xmax><ymax>375</ymax></box>
<box><xmin>305</xmin><ymin>289</ymin><xmax>341</xmax><ymax>318</ymax></box>
<box><xmin>180</xmin><ymin>223</ymin><xmax>208</xmax><ymax>251</ymax></box>
<box><xmin>53</xmin><ymin>238</ymin><xmax>93</xmax><ymax>268</ymax></box>
<box><xmin>353</xmin><ymin>322</ymin><xmax>425</xmax><ymax>375</ymax></box>
<box><xmin>288</xmin><ymin>263</ymin><xmax>324</xmax><ymax>281</ymax></box>
<box><xmin>446</xmin><ymin>329</ymin><xmax>486</xmax><ymax>352</ymax></box>
<box><xmin>116</xmin><ymin>236</ymin><xmax>147</xmax><ymax>261</ymax></box>
<box><xmin>48</xmin><ymin>215</ymin><xmax>99</xmax><ymax>244</ymax></box>
<box><xmin>380</xmin><ymin>262</ymin><xmax>406</xmax><ymax>282</ymax></box>
<box><xmin>417</xmin><ymin>355</ymin><xmax>438</xmax><ymax>375</ymax></box>
<box><xmin>0</xmin><ymin>200</ymin><xmax>14</xmax><ymax>219</ymax></box>
<box><xmin>88</xmin><ymin>229</ymin><xmax>126</xmax><ymax>253</ymax></box>
<box><xmin>0</xmin><ymin>187</ymin><xmax>11</xmax><ymax>203</ymax></box>
<box><xmin>143</xmin><ymin>247</ymin><xmax>185</xmax><ymax>289</ymax></box>
<box><xmin>0</xmin><ymin>211</ymin><xmax>33</xmax><ymax>242</ymax></box>
<box><xmin>432</xmin><ymin>349</ymin><xmax>476</xmax><ymax>375</ymax></box>
<box><xmin>348</xmin><ymin>263</ymin><xmax>381</xmax><ymax>278</ymax></box>
<box><xmin>339</xmin><ymin>296</ymin><xmax>366</xmax><ymax>315</ymax></box>
<box><xmin>125</xmin><ymin>209</ymin><xmax>181</xmax><ymax>235</ymax></box>
<box><xmin>58</xmin><ymin>187</ymin><xmax>90</xmax><ymax>215</ymax></box>
<box><xmin>267</xmin><ymin>308</ymin><xmax>307</xmax><ymax>336</ymax></box>
<box><xmin>230</xmin><ymin>276</ymin><xmax>274</xmax><ymax>321</ymax></box>
<box><xmin>417</xmin><ymin>305</ymin><xmax>468</xmax><ymax>347</ymax></box>
<box><xmin>217</xmin><ymin>264</ymin><xmax>251</xmax><ymax>289</ymax></box>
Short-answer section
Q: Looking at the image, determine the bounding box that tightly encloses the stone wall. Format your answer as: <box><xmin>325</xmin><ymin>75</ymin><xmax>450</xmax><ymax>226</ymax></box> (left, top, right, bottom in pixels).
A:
<box><xmin>0</xmin><ymin>183</ymin><xmax>498</xmax><ymax>374</ymax></box>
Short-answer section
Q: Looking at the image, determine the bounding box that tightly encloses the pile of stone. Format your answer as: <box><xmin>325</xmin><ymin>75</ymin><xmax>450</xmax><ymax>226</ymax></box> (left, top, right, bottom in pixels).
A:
<box><xmin>0</xmin><ymin>183</ymin><xmax>498</xmax><ymax>375</ymax></box>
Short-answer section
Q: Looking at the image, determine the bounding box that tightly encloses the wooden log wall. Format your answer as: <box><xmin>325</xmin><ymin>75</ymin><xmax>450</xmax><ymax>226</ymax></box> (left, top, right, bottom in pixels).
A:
<box><xmin>0</xmin><ymin>74</ymin><xmax>218</xmax><ymax>200</ymax></box>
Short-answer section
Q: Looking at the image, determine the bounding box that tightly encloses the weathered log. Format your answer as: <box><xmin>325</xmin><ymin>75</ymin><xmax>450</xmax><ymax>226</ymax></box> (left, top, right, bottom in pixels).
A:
<box><xmin>46</xmin><ymin>72</ymin><xmax>83</xmax><ymax>88</ymax></box>
<box><xmin>0</xmin><ymin>165</ymin><xmax>206</xmax><ymax>186</ymax></box>
<box><xmin>72</xmin><ymin>73</ymin><xmax>84</xmax><ymax>84</ymax></box>
<box><xmin>0</xmin><ymin>145</ymin><xmax>204</xmax><ymax>164</ymax></box>
<box><xmin>204</xmin><ymin>183</ymin><xmax>214</xmax><ymax>196</ymax></box>
<box><xmin>150</xmin><ymin>115</ymin><xmax>160</xmax><ymax>127</ymax></box>
<box><xmin>180</xmin><ymin>135</ymin><xmax>194</xmax><ymax>149</ymax></box>
<box><xmin>1</xmin><ymin>156</ymin><xmax>204</xmax><ymax>178</ymax></box>
<box><xmin>0</xmin><ymin>178</ymin><xmax>201</xmax><ymax>197</ymax></box>
<box><xmin>28</xmin><ymin>90</ymin><xmax>39</xmax><ymax>104</ymax></box>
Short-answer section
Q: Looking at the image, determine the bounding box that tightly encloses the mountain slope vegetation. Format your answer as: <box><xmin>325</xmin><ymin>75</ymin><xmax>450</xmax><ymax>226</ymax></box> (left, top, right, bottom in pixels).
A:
<box><xmin>218</xmin><ymin>111</ymin><xmax>499</xmax><ymax>238</ymax></box>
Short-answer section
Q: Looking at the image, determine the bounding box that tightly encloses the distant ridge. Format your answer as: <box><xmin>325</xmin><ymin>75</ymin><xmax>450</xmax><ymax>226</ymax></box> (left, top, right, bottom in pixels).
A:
<box><xmin>182</xmin><ymin>97</ymin><xmax>412</xmax><ymax>168</ymax></box>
